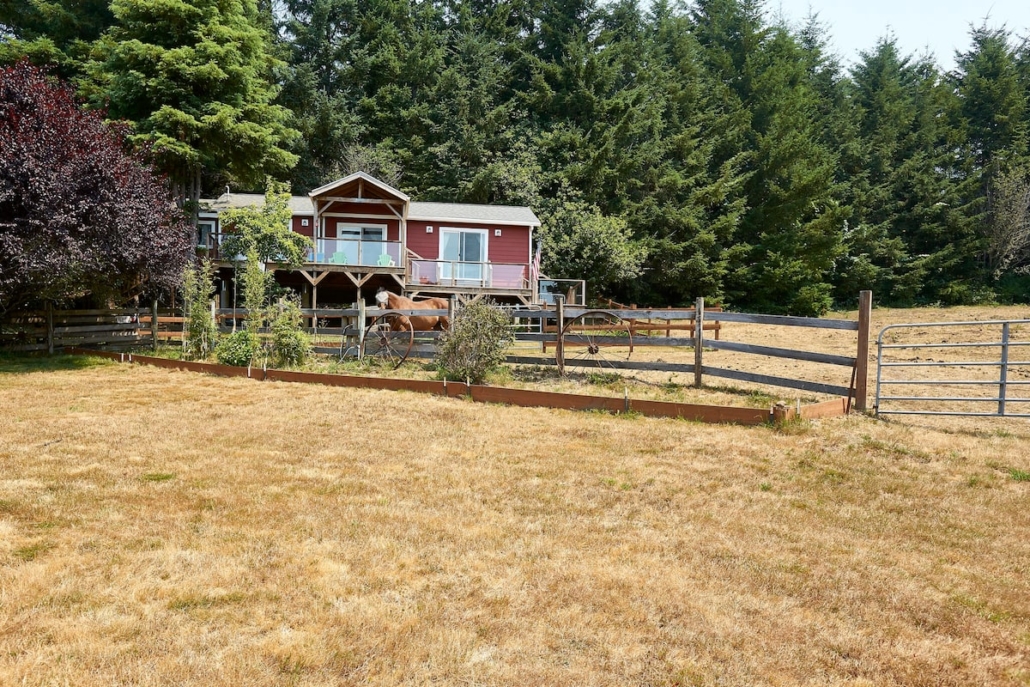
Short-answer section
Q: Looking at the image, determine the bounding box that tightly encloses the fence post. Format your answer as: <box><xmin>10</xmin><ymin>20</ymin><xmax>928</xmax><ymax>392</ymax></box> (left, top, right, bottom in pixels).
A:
<box><xmin>854</xmin><ymin>290</ymin><xmax>872</xmax><ymax>411</ymax></box>
<box><xmin>151</xmin><ymin>299</ymin><xmax>159</xmax><ymax>351</ymax></box>
<box><xmin>46</xmin><ymin>301</ymin><xmax>54</xmax><ymax>354</ymax></box>
<box><xmin>357</xmin><ymin>299</ymin><xmax>366</xmax><ymax>360</ymax></box>
<box><xmin>999</xmin><ymin>322</ymin><xmax>1010</xmax><ymax>416</ymax></box>
<box><xmin>448</xmin><ymin>296</ymin><xmax>457</xmax><ymax>331</ymax></box>
<box><xmin>694</xmin><ymin>297</ymin><xmax>704</xmax><ymax>387</ymax></box>
<box><xmin>555</xmin><ymin>295</ymin><xmax>565</xmax><ymax>374</ymax></box>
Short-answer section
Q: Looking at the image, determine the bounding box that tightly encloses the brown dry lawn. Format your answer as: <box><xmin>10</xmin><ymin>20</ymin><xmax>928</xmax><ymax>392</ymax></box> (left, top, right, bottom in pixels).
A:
<box><xmin>2</xmin><ymin>306</ymin><xmax>1030</xmax><ymax>685</ymax></box>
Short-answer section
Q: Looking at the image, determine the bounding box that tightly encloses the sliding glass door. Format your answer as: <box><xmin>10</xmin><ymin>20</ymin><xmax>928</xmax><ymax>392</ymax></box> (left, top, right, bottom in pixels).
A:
<box><xmin>440</xmin><ymin>228</ymin><xmax>487</xmax><ymax>283</ymax></box>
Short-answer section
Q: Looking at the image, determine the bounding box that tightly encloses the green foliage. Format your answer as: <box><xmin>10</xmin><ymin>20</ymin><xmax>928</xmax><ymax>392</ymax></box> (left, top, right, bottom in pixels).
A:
<box><xmin>180</xmin><ymin>259</ymin><xmax>217</xmax><ymax>361</ymax></box>
<box><xmin>436</xmin><ymin>299</ymin><xmax>514</xmax><ymax>385</ymax></box>
<box><xmin>1010</xmin><ymin>469</ymin><xmax>1030</xmax><ymax>482</ymax></box>
<box><xmin>240</xmin><ymin>248</ymin><xmax>267</xmax><ymax>336</ymax></box>
<box><xmin>11</xmin><ymin>0</ymin><xmax>1030</xmax><ymax>309</ymax></box>
<box><xmin>87</xmin><ymin>0</ymin><xmax>299</xmax><ymax>208</ymax></box>
<box><xmin>538</xmin><ymin>189</ymin><xmax>647</xmax><ymax>297</ymax></box>
<box><xmin>219</xmin><ymin>179</ymin><xmax>311</xmax><ymax>266</ymax></box>
<box><xmin>215</xmin><ymin>330</ymin><xmax>258</xmax><ymax>367</ymax></box>
<box><xmin>269</xmin><ymin>297</ymin><xmax>311</xmax><ymax>367</ymax></box>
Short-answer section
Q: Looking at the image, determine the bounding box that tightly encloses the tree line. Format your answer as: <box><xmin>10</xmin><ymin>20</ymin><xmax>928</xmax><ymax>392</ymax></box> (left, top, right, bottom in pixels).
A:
<box><xmin>2</xmin><ymin>0</ymin><xmax>1029</xmax><ymax>314</ymax></box>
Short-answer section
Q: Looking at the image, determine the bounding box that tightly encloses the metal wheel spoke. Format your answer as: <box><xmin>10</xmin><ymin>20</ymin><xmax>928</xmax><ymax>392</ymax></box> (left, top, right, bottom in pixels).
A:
<box><xmin>560</xmin><ymin>311</ymin><xmax>633</xmax><ymax>371</ymax></box>
<box><xmin>362</xmin><ymin>312</ymin><xmax>414</xmax><ymax>369</ymax></box>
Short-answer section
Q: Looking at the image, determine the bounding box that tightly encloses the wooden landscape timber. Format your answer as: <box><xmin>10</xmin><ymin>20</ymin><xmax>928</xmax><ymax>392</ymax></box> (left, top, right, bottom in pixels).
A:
<box><xmin>63</xmin><ymin>348</ymin><xmax>848</xmax><ymax>425</ymax></box>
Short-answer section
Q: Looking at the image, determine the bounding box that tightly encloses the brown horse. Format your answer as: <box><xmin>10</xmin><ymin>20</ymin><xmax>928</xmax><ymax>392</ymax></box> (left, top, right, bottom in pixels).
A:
<box><xmin>374</xmin><ymin>288</ymin><xmax>450</xmax><ymax>331</ymax></box>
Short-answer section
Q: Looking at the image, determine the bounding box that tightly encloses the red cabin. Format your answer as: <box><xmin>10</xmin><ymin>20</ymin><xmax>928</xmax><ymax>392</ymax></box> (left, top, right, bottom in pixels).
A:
<box><xmin>198</xmin><ymin>172</ymin><xmax>582</xmax><ymax>308</ymax></box>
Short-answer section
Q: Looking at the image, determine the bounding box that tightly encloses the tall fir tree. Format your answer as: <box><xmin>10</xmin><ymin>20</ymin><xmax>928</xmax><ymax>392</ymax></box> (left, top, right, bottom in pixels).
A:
<box><xmin>88</xmin><ymin>0</ymin><xmax>299</xmax><ymax>218</ymax></box>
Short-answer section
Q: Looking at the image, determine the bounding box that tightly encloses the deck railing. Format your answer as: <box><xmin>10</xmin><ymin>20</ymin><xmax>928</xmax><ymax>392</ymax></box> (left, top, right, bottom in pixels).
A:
<box><xmin>409</xmin><ymin>260</ymin><xmax>529</xmax><ymax>290</ymax></box>
<box><xmin>309</xmin><ymin>238</ymin><xmax>402</xmax><ymax>267</ymax></box>
<box><xmin>199</xmin><ymin>234</ymin><xmax>402</xmax><ymax>268</ymax></box>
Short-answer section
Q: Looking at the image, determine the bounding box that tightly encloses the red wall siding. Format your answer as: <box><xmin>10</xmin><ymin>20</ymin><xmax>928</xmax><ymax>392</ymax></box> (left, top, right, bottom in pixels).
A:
<box><xmin>406</xmin><ymin>220</ymin><xmax>531</xmax><ymax>264</ymax></box>
<box><xmin>292</xmin><ymin>215</ymin><xmax>313</xmax><ymax>237</ymax></box>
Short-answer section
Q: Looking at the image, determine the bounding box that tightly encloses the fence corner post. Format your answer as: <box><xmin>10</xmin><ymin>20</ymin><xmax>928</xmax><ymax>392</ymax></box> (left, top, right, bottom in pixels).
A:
<box><xmin>555</xmin><ymin>295</ymin><xmax>565</xmax><ymax>374</ymax></box>
<box><xmin>448</xmin><ymin>295</ymin><xmax>457</xmax><ymax>331</ymax></box>
<box><xmin>694</xmin><ymin>296</ymin><xmax>704</xmax><ymax>388</ymax></box>
<box><xmin>854</xmin><ymin>290</ymin><xmax>872</xmax><ymax>412</ymax></box>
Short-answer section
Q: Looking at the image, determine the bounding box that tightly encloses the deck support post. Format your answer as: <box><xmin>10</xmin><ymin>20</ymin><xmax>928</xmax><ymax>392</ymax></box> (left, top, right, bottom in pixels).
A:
<box><xmin>694</xmin><ymin>297</ymin><xmax>704</xmax><ymax>387</ymax></box>
<box><xmin>854</xmin><ymin>290</ymin><xmax>872</xmax><ymax>411</ymax></box>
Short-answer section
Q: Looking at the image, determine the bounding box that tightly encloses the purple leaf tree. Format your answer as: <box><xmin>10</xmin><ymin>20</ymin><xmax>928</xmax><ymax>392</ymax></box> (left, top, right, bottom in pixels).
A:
<box><xmin>0</xmin><ymin>61</ymin><xmax>192</xmax><ymax>316</ymax></box>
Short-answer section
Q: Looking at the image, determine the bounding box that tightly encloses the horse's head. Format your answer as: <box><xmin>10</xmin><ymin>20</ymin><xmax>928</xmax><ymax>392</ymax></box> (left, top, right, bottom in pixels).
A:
<box><xmin>375</xmin><ymin>287</ymin><xmax>391</xmax><ymax>308</ymax></box>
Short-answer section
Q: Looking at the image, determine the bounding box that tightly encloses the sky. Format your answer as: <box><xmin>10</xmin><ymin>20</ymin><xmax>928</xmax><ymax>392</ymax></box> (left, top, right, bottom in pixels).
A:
<box><xmin>769</xmin><ymin>0</ymin><xmax>1028</xmax><ymax>71</ymax></box>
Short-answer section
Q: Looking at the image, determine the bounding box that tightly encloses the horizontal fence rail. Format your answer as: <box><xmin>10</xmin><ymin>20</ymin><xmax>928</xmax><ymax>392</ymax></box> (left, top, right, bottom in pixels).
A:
<box><xmin>875</xmin><ymin>319</ymin><xmax>1030</xmax><ymax>418</ymax></box>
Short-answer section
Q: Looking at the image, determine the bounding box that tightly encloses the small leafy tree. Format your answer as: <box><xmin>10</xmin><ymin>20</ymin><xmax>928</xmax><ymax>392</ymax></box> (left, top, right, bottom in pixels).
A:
<box><xmin>269</xmin><ymin>297</ymin><xmax>311</xmax><ymax>367</ymax></box>
<box><xmin>219</xmin><ymin>179</ymin><xmax>311</xmax><ymax>266</ymax></box>
<box><xmin>537</xmin><ymin>189</ymin><xmax>647</xmax><ymax>298</ymax></box>
<box><xmin>437</xmin><ymin>300</ymin><xmax>514</xmax><ymax>385</ymax></box>
<box><xmin>0</xmin><ymin>61</ymin><xmax>191</xmax><ymax>316</ymax></box>
<box><xmin>181</xmin><ymin>259</ymin><xmax>217</xmax><ymax>360</ymax></box>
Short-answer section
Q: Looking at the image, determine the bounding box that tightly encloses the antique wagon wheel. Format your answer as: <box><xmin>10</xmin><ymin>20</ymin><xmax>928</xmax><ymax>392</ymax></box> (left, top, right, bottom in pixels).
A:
<box><xmin>361</xmin><ymin>312</ymin><xmax>414</xmax><ymax>369</ymax></box>
<box><xmin>559</xmin><ymin>310</ymin><xmax>633</xmax><ymax>373</ymax></box>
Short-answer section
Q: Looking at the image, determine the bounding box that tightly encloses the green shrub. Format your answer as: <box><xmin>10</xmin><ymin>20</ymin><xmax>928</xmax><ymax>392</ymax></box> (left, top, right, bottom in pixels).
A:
<box><xmin>216</xmin><ymin>330</ymin><xmax>258</xmax><ymax>367</ymax></box>
<box><xmin>270</xmin><ymin>298</ymin><xmax>311</xmax><ymax>367</ymax></box>
<box><xmin>437</xmin><ymin>299</ymin><xmax>514</xmax><ymax>385</ymax></box>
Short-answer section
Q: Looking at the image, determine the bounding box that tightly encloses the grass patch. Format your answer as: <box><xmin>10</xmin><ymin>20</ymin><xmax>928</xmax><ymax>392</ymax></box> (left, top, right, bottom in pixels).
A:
<box><xmin>168</xmin><ymin>592</ymin><xmax>247</xmax><ymax>611</ymax></box>
<box><xmin>0</xmin><ymin>352</ymin><xmax>113</xmax><ymax>375</ymax></box>
<box><xmin>1010</xmin><ymin>469</ymin><xmax>1030</xmax><ymax>482</ymax></box>
<box><xmin>12</xmin><ymin>541</ymin><xmax>54</xmax><ymax>562</ymax></box>
<box><xmin>586</xmin><ymin>371</ymin><xmax>621</xmax><ymax>386</ymax></box>
<box><xmin>141</xmin><ymin>472</ymin><xmax>176</xmax><ymax>482</ymax></box>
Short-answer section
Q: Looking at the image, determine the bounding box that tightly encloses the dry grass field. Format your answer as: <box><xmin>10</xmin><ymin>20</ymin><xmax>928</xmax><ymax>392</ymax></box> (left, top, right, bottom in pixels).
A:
<box><xmin>2</xmin><ymin>305</ymin><xmax>1029</xmax><ymax>685</ymax></box>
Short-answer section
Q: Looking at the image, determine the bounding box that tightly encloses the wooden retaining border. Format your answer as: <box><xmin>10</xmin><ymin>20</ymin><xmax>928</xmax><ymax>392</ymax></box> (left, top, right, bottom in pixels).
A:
<box><xmin>66</xmin><ymin>349</ymin><xmax>848</xmax><ymax>426</ymax></box>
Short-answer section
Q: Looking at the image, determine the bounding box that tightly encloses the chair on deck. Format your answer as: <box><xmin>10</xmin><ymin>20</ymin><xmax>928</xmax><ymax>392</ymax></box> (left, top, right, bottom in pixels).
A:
<box><xmin>331</xmin><ymin>252</ymin><xmax>348</xmax><ymax>265</ymax></box>
<box><xmin>376</xmin><ymin>254</ymin><xmax>395</xmax><ymax>267</ymax></box>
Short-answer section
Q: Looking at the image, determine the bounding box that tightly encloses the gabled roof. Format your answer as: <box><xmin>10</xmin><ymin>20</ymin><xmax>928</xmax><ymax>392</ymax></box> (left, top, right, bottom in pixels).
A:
<box><xmin>200</xmin><ymin>173</ymin><xmax>540</xmax><ymax>227</ymax></box>
<box><xmin>308</xmin><ymin>171</ymin><xmax>410</xmax><ymax>202</ymax></box>
<box><xmin>408</xmin><ymin>202</ymin><xmax>540</xmax><ymax>227</ymax></box>
<box><xmin>200</xmin><ymin>193</ymin><xmax>315</xmax><ymax>216</ymax></box>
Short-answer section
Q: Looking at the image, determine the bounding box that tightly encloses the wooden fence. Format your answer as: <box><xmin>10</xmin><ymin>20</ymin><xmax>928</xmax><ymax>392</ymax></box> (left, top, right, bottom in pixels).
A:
<box><xmin>209</xmin><ymin>291</ymin><xmax>872</xmax><ymax>409</ymax></box>
<box><xmin>7</xmin><ymin>291</ymin><xmax>872</xmax><ymax>411</ymax></box>
<box><xmin>1</xmin><ymin>306</ymin><xmax>148</xmax><ymax>352</ymax></box>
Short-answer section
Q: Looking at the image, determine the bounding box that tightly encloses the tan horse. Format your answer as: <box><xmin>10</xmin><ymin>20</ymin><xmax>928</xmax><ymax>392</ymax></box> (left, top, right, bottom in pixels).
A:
<box><xmin>374</xmin><ymin>288</ymin><xmax>450</xmax><ymax>331</ymax></box>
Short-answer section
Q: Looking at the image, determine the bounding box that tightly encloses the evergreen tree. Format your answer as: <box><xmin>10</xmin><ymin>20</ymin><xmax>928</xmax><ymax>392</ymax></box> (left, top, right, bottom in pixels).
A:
<box><xmin>0</xmin><ymin>0</ymin><xmax>113</xmax><ymax>76</ymax></box>
<box><xmin>88</xmin><ymin>0</ymin><xmax>299</xmax><ymax>218</ymax></box>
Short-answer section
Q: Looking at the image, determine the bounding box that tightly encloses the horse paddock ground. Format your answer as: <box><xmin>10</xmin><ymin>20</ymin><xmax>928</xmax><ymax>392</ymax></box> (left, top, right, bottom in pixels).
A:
<box><xmin>1</xmin><ymin>338</ymin><xmax>1029</xmax><ymax>685</ymax></box>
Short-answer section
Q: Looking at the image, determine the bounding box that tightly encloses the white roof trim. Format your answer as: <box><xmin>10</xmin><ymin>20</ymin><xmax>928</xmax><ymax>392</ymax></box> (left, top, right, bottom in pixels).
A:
<box><xmin>407</xmin><ymin>214</ymin><xmax>540</xmax><ymax>228</ymax></box>
<box><xmin>308</xmin><ymin>171</ymin><xmax>410</xmax><ymax>202</ymax></box>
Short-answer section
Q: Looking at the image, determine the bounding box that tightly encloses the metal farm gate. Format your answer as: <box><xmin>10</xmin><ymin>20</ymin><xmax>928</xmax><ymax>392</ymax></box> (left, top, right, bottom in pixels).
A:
<box><xmin>875</xmin><ymin>319</ymin><xmax>1030</xmax><ymax>418</ymax></box>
